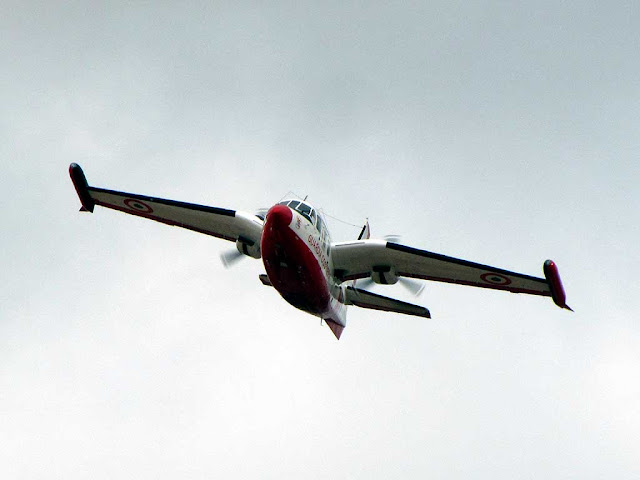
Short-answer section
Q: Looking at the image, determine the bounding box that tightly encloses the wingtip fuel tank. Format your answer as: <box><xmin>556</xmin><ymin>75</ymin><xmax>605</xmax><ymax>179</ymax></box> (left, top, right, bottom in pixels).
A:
<box><xmin>543</xmin><ymin>260</ymin><xmax>572</xmax><ymax>311</ymax></box>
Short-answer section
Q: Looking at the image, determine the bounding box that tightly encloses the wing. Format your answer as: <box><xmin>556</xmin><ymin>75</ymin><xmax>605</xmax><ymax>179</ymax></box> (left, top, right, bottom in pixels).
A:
<box><xmin>331</xmin><ymin>239</ymin><xmax>571</xmax><ymax>310</ymax></box>
<box><xmin>69</xmin><ymin>163</ymin><xmax>263</xmax><ymax>256</ymax></box>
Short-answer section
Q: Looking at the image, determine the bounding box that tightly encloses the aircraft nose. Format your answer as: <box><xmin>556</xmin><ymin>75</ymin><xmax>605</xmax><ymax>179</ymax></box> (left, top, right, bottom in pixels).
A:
<box><xmin>266</xmin><ymin>204</ymin><xmax>293</xmax><ymax>228</ymax></box>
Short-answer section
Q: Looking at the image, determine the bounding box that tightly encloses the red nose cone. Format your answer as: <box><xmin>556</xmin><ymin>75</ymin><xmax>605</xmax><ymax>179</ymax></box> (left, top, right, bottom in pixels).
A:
<box><xmin>266</xmin><ymin>204</ymin><xmax>293</xmax><ymax>228</ymax></box>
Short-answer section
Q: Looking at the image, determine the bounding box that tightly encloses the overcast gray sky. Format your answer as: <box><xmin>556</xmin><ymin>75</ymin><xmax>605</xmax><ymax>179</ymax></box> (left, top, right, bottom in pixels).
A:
<box><xmin>2</xmin><ymin>2</ymin><xmax>639</xmax><ymax>478</ymax></box>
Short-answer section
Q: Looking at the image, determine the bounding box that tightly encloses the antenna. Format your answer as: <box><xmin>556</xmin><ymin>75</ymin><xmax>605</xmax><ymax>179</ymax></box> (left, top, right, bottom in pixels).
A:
<box><xmin>278</xmin><ymin>191</ymin><xmax>305</xmax><ymax>202</ymax></box>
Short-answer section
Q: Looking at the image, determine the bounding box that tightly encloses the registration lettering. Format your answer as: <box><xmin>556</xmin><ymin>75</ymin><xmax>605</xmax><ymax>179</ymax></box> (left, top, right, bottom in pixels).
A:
<box><xmin>308</xmin><ymin>234</ymin><xmax>329</xmax><ymax>275</ymax></box>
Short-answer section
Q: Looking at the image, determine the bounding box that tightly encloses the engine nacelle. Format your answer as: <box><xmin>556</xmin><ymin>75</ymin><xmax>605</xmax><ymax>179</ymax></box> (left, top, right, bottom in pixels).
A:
<box><xmin>236</xmin><ymin>236</ymin><xmax>261</xmax><ymax>259</ymax></box>
<box><xmin>371</xmin><ymin>265</ymin><xmax>398</xmax><ymax>285</ymax></box>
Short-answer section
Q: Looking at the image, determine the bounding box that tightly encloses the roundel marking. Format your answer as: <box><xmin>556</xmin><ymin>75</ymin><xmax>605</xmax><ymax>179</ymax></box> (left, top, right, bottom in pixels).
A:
<box><xmin>124</xmin><ymin>198</ymin><xmax>154</xmax><ymax>214</ymax></box>
<box><xmin>480</xmin><ymin>272</ymin><xmax>512</xmax><ymax>286</ymax></box>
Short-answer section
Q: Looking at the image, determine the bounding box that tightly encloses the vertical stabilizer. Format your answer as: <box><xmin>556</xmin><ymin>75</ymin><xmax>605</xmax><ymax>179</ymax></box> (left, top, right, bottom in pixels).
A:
<box><xmin>357</xmin><ymin>220</ymin><xmax>370</xmax><ymax>241</ymax></box>
<box><xmin>351</xmin><ymin>220</ymin><xmax>371</xmax><ymax>289</ymax></box>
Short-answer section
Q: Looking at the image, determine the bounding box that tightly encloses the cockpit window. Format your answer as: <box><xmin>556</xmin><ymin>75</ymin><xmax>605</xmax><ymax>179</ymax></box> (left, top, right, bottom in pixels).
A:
<box><xmin>277</xmin><ymin>200</ymin><xmax>325</xmax><ymax>229</ymax></box>
<box><xmin>296</xmin><ymin>202</ymin><xmax>313</xmax><ymax>222</ymax></box>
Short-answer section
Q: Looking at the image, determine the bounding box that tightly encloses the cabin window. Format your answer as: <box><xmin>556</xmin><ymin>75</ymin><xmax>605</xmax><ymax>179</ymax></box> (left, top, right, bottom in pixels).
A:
<box><xmin>316</xmin><ymin>216</ymin><xmax>324</xmax><ymax>235</ymax></box>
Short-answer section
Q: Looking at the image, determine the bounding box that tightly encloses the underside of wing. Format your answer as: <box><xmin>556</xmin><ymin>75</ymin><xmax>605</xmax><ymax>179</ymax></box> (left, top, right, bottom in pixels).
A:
<box><xmin>331</xmin><ymin>239</ymin><xmax>571</xmax><ymax>310</ymax></box>
<box><xmin>69</xmin><ymin>163</ymin><xmax>263</xmax><ymax>255</ymax></box>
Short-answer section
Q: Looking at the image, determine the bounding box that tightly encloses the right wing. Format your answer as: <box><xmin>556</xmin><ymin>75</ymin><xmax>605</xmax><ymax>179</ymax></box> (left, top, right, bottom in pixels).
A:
<box><xmin>331</xmin><ymin>239</ymin><xmax>571</xmax><ymax>310</ymax></box>
<box><xmin>69</xmin><ymin>163</ymin><xmax>263</xmax><ymax>257</ymax></box>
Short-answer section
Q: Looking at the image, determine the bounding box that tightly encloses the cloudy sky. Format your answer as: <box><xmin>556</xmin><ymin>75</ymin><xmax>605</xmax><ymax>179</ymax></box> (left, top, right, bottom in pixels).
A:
<box><xmin>2</xmin><ymin>2</ymin><xmax>639</xmax><ymax>478</ymax></box>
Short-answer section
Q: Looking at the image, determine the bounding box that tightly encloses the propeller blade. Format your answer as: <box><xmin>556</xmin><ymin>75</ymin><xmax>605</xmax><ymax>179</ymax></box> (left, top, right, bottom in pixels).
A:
<box><xmin>255</xmin><ymin>208</ymin><xmax>269</xmax><ymax>221</ymax></box>
<box><xmin>399</xmin><ymin>277</ymin><xmax>425</xmax><ymax>296</ymax></box>
<box><xmin>381</xmin><ymin>234</ymin><xmax>425</xmax><ymax>296</ymax></box>
<box><xmin>355</xmin><ymin>276</ymin><xmax>424</xmax><ymax>296</ymax></box>
<box><xmin>220</xmin><ymin>249</ymin><xmax>244</xmax><ymax>268</ymax></box>
<box><xmin>384</xmin><ymin>234</ymin><xmax>402</xmax><ymax>243</ymax></box>
<box><xmin>355</xmin><ymin>278</ymin><xmax>375</xmax><ymax>290</ymax></box>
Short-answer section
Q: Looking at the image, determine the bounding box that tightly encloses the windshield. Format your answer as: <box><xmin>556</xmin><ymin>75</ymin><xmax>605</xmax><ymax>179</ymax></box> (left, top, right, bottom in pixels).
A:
<box><xmin>279</xmin><ymin>200</ymin><xmax>315</xmax><ymax>224</ymax></box>
<box><xmin>277</xmin><ymin>199</ymin><xmax>331</xmax><ymax>248</ymax></box>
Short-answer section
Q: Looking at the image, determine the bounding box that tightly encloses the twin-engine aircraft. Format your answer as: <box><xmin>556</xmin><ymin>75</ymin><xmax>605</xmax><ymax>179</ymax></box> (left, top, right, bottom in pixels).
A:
<box><xmin>69</xmin><ymin>164</ymin><xmax>571</xmax><ymax>339</ymax></box>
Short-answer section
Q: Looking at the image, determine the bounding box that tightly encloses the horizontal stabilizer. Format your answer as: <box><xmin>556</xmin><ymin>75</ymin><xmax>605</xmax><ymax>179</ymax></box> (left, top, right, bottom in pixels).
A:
<box><xmin>345</xmin><ymin>286</ymin><xmax>431</xmax><ymax>318</ymax></box>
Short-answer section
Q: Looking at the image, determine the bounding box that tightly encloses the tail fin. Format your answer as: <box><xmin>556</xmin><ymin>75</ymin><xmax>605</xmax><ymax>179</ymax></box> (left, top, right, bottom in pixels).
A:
<box><xmin>357</xmin><ymin>220</ymin><xmax>370</xmax><ymax>240</ymax></box>
<box><xmin>351</xmin><ymin>220</ymin><xmax>371</xmax><ymax>289</ymax></box>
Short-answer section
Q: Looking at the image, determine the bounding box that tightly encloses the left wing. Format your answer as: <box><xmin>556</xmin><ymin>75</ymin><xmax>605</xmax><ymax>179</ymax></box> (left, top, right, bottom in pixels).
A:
<box><xmin>69</xmin><ymin>163</ymin><xmax>263</xmax><ymax>257</ymax></box>
<box><xmin>331</xmin><ymin>240</ymin><xmax>571</xmax><ymax>310</ymax></box>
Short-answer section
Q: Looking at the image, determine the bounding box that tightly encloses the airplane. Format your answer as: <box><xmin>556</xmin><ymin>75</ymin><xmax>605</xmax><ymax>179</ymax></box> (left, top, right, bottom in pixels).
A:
<box><xmin>69</xmin><ymin>163</ymin><xmax>571</xmax><ymax>340</ymax></box>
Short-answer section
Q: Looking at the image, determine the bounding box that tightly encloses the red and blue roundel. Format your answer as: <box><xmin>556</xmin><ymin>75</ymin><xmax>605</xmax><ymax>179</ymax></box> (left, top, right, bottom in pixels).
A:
<box><xmin>124</xmin><ymin>198</ymin><xmax>154</xmax><ymax>214</ymax></box>
<box><xmin>480</xmin><ymin>272</ymin><xmax>512</xmax><ymax>286</ymax></box>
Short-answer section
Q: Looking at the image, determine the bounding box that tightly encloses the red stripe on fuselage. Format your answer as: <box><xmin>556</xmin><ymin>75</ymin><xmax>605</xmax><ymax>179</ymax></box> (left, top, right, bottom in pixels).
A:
<box><xmin>261</xmin><ymin>204</ymin><xmax>331</xmax><ymax>316</ymax></box>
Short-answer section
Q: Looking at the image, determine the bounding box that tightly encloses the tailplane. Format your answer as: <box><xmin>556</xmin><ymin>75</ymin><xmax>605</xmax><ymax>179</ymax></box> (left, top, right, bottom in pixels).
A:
<box><xmin>345</xmin><ymin>286</ymin><xmax>431</xmax><ymax>319</ymax></box>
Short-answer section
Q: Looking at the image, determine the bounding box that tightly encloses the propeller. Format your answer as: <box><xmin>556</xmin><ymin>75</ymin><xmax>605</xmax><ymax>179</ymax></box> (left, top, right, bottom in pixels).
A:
<box><xmin>398</xmin><ymin>277</ymin><xmax>426</xmax><ymax>296</ymax></box>
<box><xmin>355</xmin><ymin>276</ymin><xmax>425</xmax><ymax>296</ymax></box>
<box><xmin>255</xmin><ymin>208</ymin><xmax>269</xmax><ymax>221</ymax></box>
<box><xmin>220</xmin><ymin>249</ymin><xmax>245</xmax><ymax>268</ymax></box>
<box><xmin>354</xmin><ymin>234</ymin><xmax>425</xmax><ymax>296</ymax></box>
<box><xmin>221</xmin><ymin>208</ymin><xmax>269</xmax><ymax>268</ymax></box>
